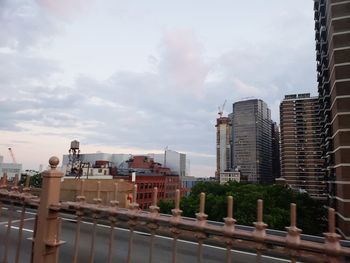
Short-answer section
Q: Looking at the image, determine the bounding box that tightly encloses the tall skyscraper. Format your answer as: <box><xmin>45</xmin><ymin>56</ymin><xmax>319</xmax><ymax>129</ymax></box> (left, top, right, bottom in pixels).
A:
<box><xmin>215</xmin><ymin>116</ymin><xmax>231</xmax><ymax>180</ymax></box>
<box><xmin>230</xmin><ymin>99</ymin><xmax>272</xmax><ymax>183</ymax></box>
<box><xmin>314</xmin><ymin>0</ymin><xmax>350</xmax><ymax>238</ymax></box>
<box><xmin>271</xmin><ymin>122</ymin><xmax>281</xmax><ymax>179</ymax></box>
<box><xmin>280</xmin><ymin>94</ymin><xmax>326</xmax><ymax>199</ymax></box>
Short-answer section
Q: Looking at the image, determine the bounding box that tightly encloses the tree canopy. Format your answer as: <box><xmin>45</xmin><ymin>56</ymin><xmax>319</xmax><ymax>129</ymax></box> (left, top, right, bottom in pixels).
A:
<box><xmin>159</xmin><ymin>181</ymin><xmax>325</xmax><ymax>235</ymax></box>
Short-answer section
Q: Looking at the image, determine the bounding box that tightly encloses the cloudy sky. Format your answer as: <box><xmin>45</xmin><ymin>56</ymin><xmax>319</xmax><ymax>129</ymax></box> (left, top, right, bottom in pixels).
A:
<box><xmin>0</xmin><ymin>0</ymin><xmax>317</xmax><ymax>176</ymax></box>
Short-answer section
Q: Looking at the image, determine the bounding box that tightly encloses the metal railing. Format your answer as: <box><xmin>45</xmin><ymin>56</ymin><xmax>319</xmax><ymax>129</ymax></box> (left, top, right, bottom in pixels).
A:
<box><xmin>1</xmin><ymin>156</ymin><xmax>350</xmax><ymax>263</ymax></box>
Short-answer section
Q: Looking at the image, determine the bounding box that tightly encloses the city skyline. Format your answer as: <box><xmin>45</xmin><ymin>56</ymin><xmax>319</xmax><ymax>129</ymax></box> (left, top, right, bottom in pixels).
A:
<box><xmin>0</xmin><ymin>0</ymin><xmax>317</xmax><ymax>177</ymax></box>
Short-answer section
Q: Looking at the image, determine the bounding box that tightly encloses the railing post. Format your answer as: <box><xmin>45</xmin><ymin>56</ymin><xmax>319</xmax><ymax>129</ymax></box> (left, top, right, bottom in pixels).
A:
<box><xmin>324</xmin><ymin>208</ymin><xmax>342</xmax><ymax>262</ymax></box>
<box><xmin>285</xmin><ymin>203</ymin><xmax>302</xmax><ymax>262</ymax></box>
<box><xmin>32</xmin><ymin>157</ymin><xmax>64</xmax><ymax>263</ymax></box>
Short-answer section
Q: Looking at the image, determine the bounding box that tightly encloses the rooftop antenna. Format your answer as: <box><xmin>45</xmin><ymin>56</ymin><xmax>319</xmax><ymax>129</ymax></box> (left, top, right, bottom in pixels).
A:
<box><xmin>218</xmin><ymin>99</ymin><xmax>227</xmax><ymax>117</ymax></box>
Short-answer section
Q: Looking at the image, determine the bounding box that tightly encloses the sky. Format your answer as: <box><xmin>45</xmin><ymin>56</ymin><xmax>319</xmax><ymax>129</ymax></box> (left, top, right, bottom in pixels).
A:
<box><xmin>0</xmin><ymin>0</ymin><xmax>317</xmax><ymax>177</ymax></box>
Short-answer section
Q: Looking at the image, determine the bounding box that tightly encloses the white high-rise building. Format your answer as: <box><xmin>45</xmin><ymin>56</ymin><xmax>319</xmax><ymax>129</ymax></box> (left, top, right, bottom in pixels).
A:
<box><xmin>149</xmin><ymin>149</ymin><xmax>188</xmax><ymax>177</ymax></box>
<box><xmin>215</xmin><ymin>116</ymin><xmax>232</xmax><ymax>181</ymax></box>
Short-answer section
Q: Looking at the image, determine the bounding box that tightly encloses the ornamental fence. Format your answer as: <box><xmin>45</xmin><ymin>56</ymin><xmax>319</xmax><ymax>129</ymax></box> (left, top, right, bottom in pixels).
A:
<box><xmin>0</xmin><ymin>156</ymin><xmax>350</xmax><ymax>263</ymax></box>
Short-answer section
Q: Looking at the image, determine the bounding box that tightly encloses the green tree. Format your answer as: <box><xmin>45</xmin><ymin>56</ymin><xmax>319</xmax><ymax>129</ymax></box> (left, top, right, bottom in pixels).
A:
<box><xmin>29</xmin><ymin>172</ymin><xmax>43</xmax><ymax>188</ymax></box>
<box><xmin>161</xmin><ymin>182</ymin><xmax>325</xmax><ymax>235</ymax></box>
<box><xmin>158</xmin><ymin>199</ymin><xmax>174</xmax><ymax>214</ymax></box>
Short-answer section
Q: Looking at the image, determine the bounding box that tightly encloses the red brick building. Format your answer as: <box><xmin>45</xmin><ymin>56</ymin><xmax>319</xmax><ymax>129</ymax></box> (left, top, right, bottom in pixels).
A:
<box><xmin>115</xmin><ymin>156</ymin><xmax>181</xmax><ymax>210</ymax></box>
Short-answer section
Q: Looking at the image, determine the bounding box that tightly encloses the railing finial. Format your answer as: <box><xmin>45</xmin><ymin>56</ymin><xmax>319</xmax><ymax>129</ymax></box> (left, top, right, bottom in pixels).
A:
<box><xmin>328</xmin><ymin>208</ymin><xmax>336</xmax><ymax>234</ymax></box>
<box><xmin>49</xmin><ymin>156</ymin><xmax>59</xmax><ymax>169</ymax></box>
<box><xmin>253</xmin><ymin>199</ymin><xmax>267</xmax><ymax>241</ymax></box>
<box><xmin>149</xmin><ymin>187</ymin><xmax>159</xmax><ymax>214</ymax></box>
<box><xmin>171</xmin><ymin>189</ymin><xmax>182</xmax><ymax>218</ymax></box>
<box><xmin>129</xmin><ymin>184</ymin><xmax>139</xmax><ymax>210</ymax></box>
<box><xmin>224</xmin><ymin>196</ymin><xmax>236</xmax><ymax>231</ymax></box>
<box><xmin>196</xmin><ymin>192</ymin><xmax>208</xmax><ymax>222</ymax></box>
<box><xmin>93</xmin><ymin>181</ymin><xmax>102</xmax><ymax>205</ymax></box>
<box><xmin>286</xmin><ymin>203</ymin><xmax>302</xmax><ymax>249</ymax></box>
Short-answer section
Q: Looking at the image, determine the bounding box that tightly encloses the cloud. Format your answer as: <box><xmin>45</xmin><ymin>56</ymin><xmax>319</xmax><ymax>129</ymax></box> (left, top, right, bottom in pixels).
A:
<box><xmin>0</xmin><ymin>0</ymin><xmax>59</xmax><ymax>50</ymax></box>
<box><xmin>0</xmin><ymin>0</ymin><xmax>317</xmax><ymax>177</ymax></box>
<box><xmin>159</xmin><ymin>29</ymin><xmax>210</xmax><ymax>98</ymax></box>
<box><xmin>37</xmin><ymin>0</ymin><xmax>94</xmax><ymax>19</ymax></box>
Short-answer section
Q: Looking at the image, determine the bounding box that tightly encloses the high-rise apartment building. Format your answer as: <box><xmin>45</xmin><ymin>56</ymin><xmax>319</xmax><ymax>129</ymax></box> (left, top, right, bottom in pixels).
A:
<box><xmin>230</xmin><ymin>99</ymin><xmax>272</xmax><ymax>183</ymax></box>
<box><xmin>314</xmin><ymin>0</ymin><xmax>350</xmax><ymax>238</ymax></box>
<box><xmin>215</xmin><ymin>116</ymin><xmax>231</xmax><ymax>180</ymax></box>
<box><xmin>271</xmin><ymin>122</ymin><xmax>281</xmax><ymax>179</ymax></box>
<box><xmin>280</xmin><ymin>94</ymin><xmax>326</xmax><ymax>199</ymax></box>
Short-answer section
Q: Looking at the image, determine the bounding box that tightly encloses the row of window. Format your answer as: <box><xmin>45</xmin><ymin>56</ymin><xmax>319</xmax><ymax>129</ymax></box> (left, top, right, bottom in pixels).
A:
<box><xmin>137</xmin><ymin>192</ymin><xmax>164</xmax><ymax>200</ymax></box>
<box><xmin>139</xmin><ymin>183</ymin><xmax>164</xmax><ymax>189</ymax></box>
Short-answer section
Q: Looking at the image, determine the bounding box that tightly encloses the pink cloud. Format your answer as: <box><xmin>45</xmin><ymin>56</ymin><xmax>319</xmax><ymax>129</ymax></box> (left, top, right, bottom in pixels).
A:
<box><xmin>38</xmin><ymin>0</ymin><xmax>93</xmax><ymax>18</ymax></box>
<box><xmin>159</xmin><ymin>29</ymin><xmax>209</xmax><ymax>98</ymax></box>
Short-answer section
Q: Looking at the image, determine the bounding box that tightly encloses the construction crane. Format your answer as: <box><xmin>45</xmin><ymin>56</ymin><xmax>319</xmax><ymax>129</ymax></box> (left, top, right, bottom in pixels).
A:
<box><xmin>218</xmin><ymin>99</ymin><xmax>227</xmax><ymax>118</ymax></box>
<box><xmin>8</xmin><ymin>147</ymin><xmax>17</xmax><ymax>164</ymax></box>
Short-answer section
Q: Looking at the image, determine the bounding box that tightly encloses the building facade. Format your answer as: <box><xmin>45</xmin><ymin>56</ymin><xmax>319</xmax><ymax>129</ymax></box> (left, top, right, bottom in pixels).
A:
<box><xmin>215</xmin><ymin>116</ymin><xmax>232</xmax><ymax>181</ymax></box>
<box><xmin>219</xmin><ymin>171</ymin><xmax>240</xmax><ymax>184</ymax></box>
<box><xmin>0</xmin><ymin>155</ymin><xmax>22</xmax><ymax>179</ymax></box>
<box><xmin>280</xmin><ymin>94</ymin><xmax>326</xmax><ymax>199</ymax></box>
<box><xmin>150</xmin><ymin>149</ymin><xmax>188</xmax><ymax>177</ymax></box>
<box><xmin>116</xmin><ymin>155</ymin><xmax>182</xmax><ymax>210</ymax></box>
<box><xmin>271</xmin><ymin>122</ymin><xmax>281</xmax><ymax>179</ymax></box>
<box><xmin>230</xmin><ymin>99</ymin><xmax>272</xmax><ymax>183</ymax></box>
<box><xmin>314</xmin><ymin>0</ymin><xmax>350</xmax><ymax>238</ymax></box>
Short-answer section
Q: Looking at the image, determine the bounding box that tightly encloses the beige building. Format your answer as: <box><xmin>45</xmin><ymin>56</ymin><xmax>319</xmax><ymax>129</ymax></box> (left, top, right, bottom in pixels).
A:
<box><xmin>280</xmin><ymin>94</ymin><xmax>326</xmax><ymax>199</ymax></box>
<box><xmin>215</xmin><ymin>116</ymin><xmax>231</xmax><ymax>181</ymax></box>
<box><xmin>314</xmin><ymin>0</ymin><xmax>350</xmax><ymax>238</ymax></box>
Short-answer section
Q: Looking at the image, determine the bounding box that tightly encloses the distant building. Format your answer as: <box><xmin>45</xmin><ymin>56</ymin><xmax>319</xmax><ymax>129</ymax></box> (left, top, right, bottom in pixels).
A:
<box><xmin>271</xmin><ymin>122</ymin><xmax>281</xmax><ymax>179</ymax></box>
<box><xmin>0</xmin><ymin>155</ymin><xmax>22</xmax><ymax>179</ymax></box>
<box><xmin>62</xmin><ymin>153</ymin><xmax>130</xmax><ymax>170</ymax></box>
<box><xmin>314</xmin><ymin>0</ymin><xmax>350</xmax><ymax>238</ymax></box>
<box><xmin>116</xmin><ymin>155</ymin><xmax>182</xmax><ymax>209</ymax></box>
<box><xmin>215</xmin><ymin>116</ymin><xmax>231</xmax><ymax>181</ymax></box>
<box><xmin>61</xmin><ymin>146</ymin><xmax>190</xmax><ymax>204</ymax></box>
<box><xmin>280</xmin><ymin>94</ymin><xmax>326</xmax><ymax>199</ymax></box>
<box><xmin>230</xmin><ymin>99</ymin><xmax>272</xmax><ymax>183</ymax></box>
<box><xmin>149</xmin><ymin>149</ymin><xmax>188</xmax><ymax>177</ymax></box>
<box><xmin>219</xmin><ymin>171</ymin><xmax>240</xmax><ymax>184</ymax></box>
<box><xmin>180</xmin><ymin>176</ymin><xmax>199</xmax><ymax>196</ymax></box>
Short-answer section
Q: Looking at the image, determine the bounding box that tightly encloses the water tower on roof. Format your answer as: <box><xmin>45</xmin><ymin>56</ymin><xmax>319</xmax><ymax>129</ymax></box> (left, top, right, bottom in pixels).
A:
<box><xmin>66</xmin><ymin>140</ymin><xmax>82</xmax><ymax>177</ymax></box>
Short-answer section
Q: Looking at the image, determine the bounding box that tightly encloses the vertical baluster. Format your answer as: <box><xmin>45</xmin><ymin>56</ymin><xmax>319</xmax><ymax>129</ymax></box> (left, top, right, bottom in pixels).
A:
<box><xmin>148</xmin><ymin>187</ymin><xmax>159</xmax><ymax>263</ymax></box>
<box><xmin>253</xmin><ymin>199</ymin><xmax>267</xmax><ymax>263</ymax></box>
<box><xmin>171</xmin><ymin>189</ymin><xmax>182</xmax><ymax>263</ymax></box>
<box><xmin>15</xmin><ymin>203</ymin><xmax>27</xmax><ymax>263</ymax></box>
<box><xmin>195</xmin><ymin>193</ymin><xmax>208</xmax><ymax>263</ymax></box>
<box><xmin>127</xmin><ymin>184</ymin><xmax>139</xmax><ymax>263</ymax></box>
<box><xmin>127</xmin><ymin>227</ymin><xmax>134</xmax><ymax>263</ymax></box>
<box><xmin>224</xmin><ymin>196</ymin><xmax>235</xmax><ymax>263</ymax></box>
<box><xmin>285</xmin><ymin>203</ymin><xmax>301</xmax><ymax>263</ymax></box>
<box><xmin>324</xmin><ymin>208</ymin><xmax>341</xmax><ymax>261</ymax></box>
<box><xmin>107</xmin><ymin>183</ymin><xmax>119</xmax><ymax>263</ymax></box>
<box><xmin>72</xmin><ymin>179</ymin><xmax>85</xmax><ymax>263</ymax></box>
<box><xmin>89</xmin><ymin>181</ymin><xmax>102</xmax><ymax>263</ymax></box>
<box><xmin>3</xmin><ymin>200</ymin><xmax>14</xmax><ymax>263</ymax></box>
<box><xmin>56</xmin><ymin>218</ymin><xmax>62</xmax><ymax>263</ymax></box>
